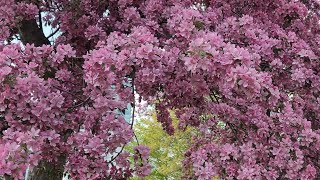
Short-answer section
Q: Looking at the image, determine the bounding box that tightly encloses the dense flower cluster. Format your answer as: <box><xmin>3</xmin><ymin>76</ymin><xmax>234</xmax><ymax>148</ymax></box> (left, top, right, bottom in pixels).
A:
<box><xmin>0</xmin><ymin>0</ymin><xmax>320</xmax><ymax>179</ymax></box>
<box><xmin>133</xmin><ymin>145</ymin><xmax>152</xmax><ymax>177</ymax></box>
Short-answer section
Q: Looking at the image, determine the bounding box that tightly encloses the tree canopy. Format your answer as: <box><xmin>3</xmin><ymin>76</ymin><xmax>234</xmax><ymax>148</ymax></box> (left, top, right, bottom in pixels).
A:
<box><xmin>1</xmin><ymin>0</ymin><xmax>320</xmax><ymax>179</ymax></box>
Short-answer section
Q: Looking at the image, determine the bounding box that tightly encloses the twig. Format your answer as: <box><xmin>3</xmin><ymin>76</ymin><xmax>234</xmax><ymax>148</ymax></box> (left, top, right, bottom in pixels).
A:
<box><xmin>38</xmin><ymin>13</ymin><xmax>43</xmax><ymax>31</ymax></box>
<box><xmin>47</xmin><ymin>27</ymin><xmax>60</xmax><ymax>39</ymax></box>
<box><xmin>209</xmin><ymin>89</ymin><xmax>220</xmax><ymax>104</ymax></box>
<box><xmin>52</xmin><ymin>85</ymin><xmax>76</xmax><ymax>96</ymax></box>
<box><xmin>108</xmin><ymin>145</ymin><xmax>126</xmax><ymax>163</ymax></box>
<box><xmin>69</xmin><ymin>97</ymin><xmax>90</xmax><ymax>109</ymax></box>
<box><xmin>130</xmin><ymin>68</ymin><xmax>140</xmax><ymax>146</ymax></box>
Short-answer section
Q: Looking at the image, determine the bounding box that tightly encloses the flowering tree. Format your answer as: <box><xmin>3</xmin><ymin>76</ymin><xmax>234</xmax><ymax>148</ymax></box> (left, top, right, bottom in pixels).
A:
<box><xmin>1</xmin><ymin>0</ymin><xmax>320</xmax><ymax>179</ymax></box>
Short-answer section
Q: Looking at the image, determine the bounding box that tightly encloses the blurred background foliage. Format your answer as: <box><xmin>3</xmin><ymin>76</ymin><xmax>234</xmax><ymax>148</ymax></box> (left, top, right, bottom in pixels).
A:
<box><xmin>126</xmin><ymin>111</ymin><xmax>197</xmax><ymax>180</ymax></box>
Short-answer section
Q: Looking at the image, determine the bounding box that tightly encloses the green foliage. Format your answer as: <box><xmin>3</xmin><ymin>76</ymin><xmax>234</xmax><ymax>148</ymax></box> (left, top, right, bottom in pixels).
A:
<box><xmin>127</xmin><ymin>111</ymin><xmax>196</xmax><ymax>180</ymax></box>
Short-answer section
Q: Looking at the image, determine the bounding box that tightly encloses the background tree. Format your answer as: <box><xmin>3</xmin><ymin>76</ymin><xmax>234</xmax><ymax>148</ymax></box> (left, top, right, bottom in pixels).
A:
<box><xmin>1</xmin><ymin>0</ymin><xmax>320</xmax><ymax>179</ymax></box>
<box><xmin>126</xmin><ymin>111</ymin><xmax>196</xmax><ymax>180</ymax></box>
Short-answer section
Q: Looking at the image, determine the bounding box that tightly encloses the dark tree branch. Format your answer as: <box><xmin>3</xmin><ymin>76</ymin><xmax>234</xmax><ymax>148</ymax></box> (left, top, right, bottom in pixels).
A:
<box><xmin>68</xmin><ymin>97</ymin><xmax>91</xmax><ymax>110</ymax></box>
<box><xmin>130</xmin><ymin>67</ymin><xmax>140</xmax><ymax>145</ymax></box>
<box><xmin>108</xmin><ymin>145</ymin><xmax>126</xmax><ymax>163</ymax></box>
<box><xmin>18</xmin><ymin>19</ymin><xmax>50</xmax><ymax>46</ymax></box>
<box><xmin>27</xmin><ymin>155</ymin><xmax>66</xmax><ymax>180</ymax></box>
<box><xmin>47</xmin><ymin>27</ymin><xmax>60</xmax><ymax>39</ymax></box>
<box><xmin>37</xmin><ymin>5</ymin><xmax>43</xmax><ymax>32</ymax></box>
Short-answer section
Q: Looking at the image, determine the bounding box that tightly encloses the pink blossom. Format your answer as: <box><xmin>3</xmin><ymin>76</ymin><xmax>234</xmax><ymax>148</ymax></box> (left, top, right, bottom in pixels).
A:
<box><xmin>1</xmin><ymin>0</ymin><xmax>320</xmax><ymax>179</ymax></box>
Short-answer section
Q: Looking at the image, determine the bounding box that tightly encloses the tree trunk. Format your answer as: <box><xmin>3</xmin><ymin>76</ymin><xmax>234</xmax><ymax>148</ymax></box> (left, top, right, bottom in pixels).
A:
<box><xmin>18</xmin><ymin>19</ymin><xmax>50</xmax><ymax>46</ymax></box>
<box><xmin>17</xmin><ymin>17</ymin><xmax>66</xmax><ymax>179</ymax></box>
<box><xmin>27</xmin><ymin>156</ymin><xmax>66</xmax><ymax>180</ymax></box>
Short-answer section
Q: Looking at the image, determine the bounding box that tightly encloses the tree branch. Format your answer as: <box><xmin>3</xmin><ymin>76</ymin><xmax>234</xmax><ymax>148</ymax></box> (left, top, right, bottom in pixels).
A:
<box><xmin>18</xmin><ymin>19</ymin><xmax>50</xmax><ymax>46</ymax></box>
<box><xmin>37</xmin><ymin>5</ymin><xmax>43</xmax><ymax>32</ymax></box>
<box><xmin>130</xmin><ymin>67</ymin><xmax>140</xmax><ymax>146</ymax></box>
<box><xmin>47</xmin><ymin>27</ymin><xmax>60</xmax><ymax>39</ymax></box>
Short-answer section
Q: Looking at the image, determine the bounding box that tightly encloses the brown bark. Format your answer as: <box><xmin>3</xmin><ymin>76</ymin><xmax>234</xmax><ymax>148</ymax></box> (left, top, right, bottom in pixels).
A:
<box><xmin>27</xmin><ymin>156</ymin><xmax>66</xmax><ymax>180</ymax></box>
<box><xmin>18</xmin><ymin>19</ymin><xmax>50</xmax><ymax>46</ymax></box>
